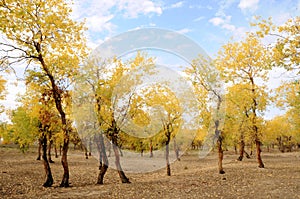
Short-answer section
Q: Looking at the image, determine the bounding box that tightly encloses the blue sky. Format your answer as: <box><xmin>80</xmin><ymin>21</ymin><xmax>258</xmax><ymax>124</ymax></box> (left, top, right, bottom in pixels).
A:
<box><xmin>69</xmin><ymin>0</ymin><xmax>299</xmax><ymax>120</ymax></box>
<box><xmin>72</xmin><ymin>0</ymin><xmax>299</xmax><ymax>56</ymax></box>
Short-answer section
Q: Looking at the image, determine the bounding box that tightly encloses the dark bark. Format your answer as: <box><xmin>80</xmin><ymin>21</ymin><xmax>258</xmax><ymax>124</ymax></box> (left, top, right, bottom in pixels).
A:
<box><xmin>113</xmin><ymin>142</ymin><xmax>130</xmax><ymax>183</ymax></box>
<box><xmin>217</xmin><ymin>134</ymin><xmax>225</xmax><ymax>174</ymax></box>
<box><xmin>41</xmin><ymin>133</ymin><xmax>53</xmax><ymax>187</ymax></box>
<box><xmin>237</xmin><ymin>139</ymin><xmax>245</xmax><ymax>161</ymax></box>
<box><xmin>89</xmin><ymin>137</ymin><xmax>92</xmax><ymax>156</ymax></box>
<box><xmin>166</xmin><ymin>142</ymin><xmax>171</xmax><ymax>176</ymax></box>
<box><xmin>59</xmin><ymin>145</ymin><xmax>62</xmax><ymax>156</ymax></box>
<box><xmin>54</xmin><ymin>144</ymin><xmax>58</xmax><ymax>158</ymax></box>
<box><xmin>48</xmin><ymin>138</ymin><xmax>54</xmax><ymax>163</ymax></box>
<box><xmin>60</xmin><ymin>138</ymin><xmax>70</xmax><ymax>187</ymax></box>
<box><xmin>37</xmin><ymin>138</ymin><xmax>42</xmax><ymax>160</ymax></box>
<box><xmin>83</xmin><ymin>143</ymin><xmax>89</xmax><ymax>159</ymax></box>
<box><xmin>111</xmin><ymin>126</ymin><xmax>130</xmax><ymax>183</ymax></box>
<box><xmin>96</xmin><ymin>134</ymin><xmax>109</xmax><ymax>185</ymax></box>
<box><xmin>140</xmin><ymin>142</ymin><xmax>144</xmax><ymax>157</ymax></box>
<box><xmin>250</xmin><ymin>77</ymin><xmax>264</xmax><ymax>169</ymax></box>
<box><xmin>36</xmin><ymin>49</ymin><xmax>70</xmax><ymax>187</ymax></box>
<box><xmin>149</xmin><ymin>140</ymin><xmax>153</xmax><ymax>158</ymax></box>
<box><xmin>256</xmin><ymin>139</ymin><xmax>264</xmax><ymax>168</ymax></box>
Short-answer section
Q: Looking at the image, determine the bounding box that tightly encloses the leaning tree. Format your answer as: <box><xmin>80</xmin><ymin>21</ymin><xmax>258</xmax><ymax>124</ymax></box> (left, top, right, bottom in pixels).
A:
<box><xmin>0</xmin><ymin>0</ymin><xmax>88</xmax><ymax>187</ymax></box>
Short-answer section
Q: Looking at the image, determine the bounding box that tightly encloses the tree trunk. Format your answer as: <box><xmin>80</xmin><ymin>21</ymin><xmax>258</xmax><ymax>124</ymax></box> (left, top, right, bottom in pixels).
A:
<box><xmin>256</xmin><ymin>139</ymin><xmax>264</xmax><ymax>168</ymax></box>
<box><xmin>96</xmin><ymin>134</ymin><xmax>109</xmax><ymax>185</ymax></box>
<box><xmin>54</xmin><ymin>144</ymin><xmax>58</xmax><ymax>158</ymax></box>
<box><xmin>89</xmin><ymin>137</ymin><xmax>92</xmax><ymax>156</ymax></box>
<box><xmin>42</xmin><ymin>134</ymin><xmax>53</xmax><ymax>187</ymax></box>
<box><xmin>237</xmin><ymin>139</ymin><xmax>245</xmax><ymax>161</ymax></box>
<box><xmin>112</xmin><ymin>132</ymin><xmax>130</xmax><ymax>183</ymax></box>
<box><xmin>48</xmin><ymin>138</ymin><xmax>54</xmax><ymax>163</ymax></box>
<box><xmin>59</xmin><ymin>145</ymin><xmax>62</xmax><ymax>156</ymax></box>
<box><xmin>38</xmin><ymin>47</ymin><xmax>70</xmax><ymax>187</ymax></box>
<box><xmin>174</xmin><ymin>139</ymin><xmax>180</xmax><ymax>161</ymax></box>
<box><xmin>37</xmin><ymin>138</ymin><xmax>42</xmax><ymax>160</ymax></box>
<box><xmin>166</xmin><ymin>142</ymin><xmax>171</xmax><ymax>176</ymax></box>
<box><xmin>60</xmin><ymin>138</ymin><xmax>70</xmax><ymax>187</ymax></box>
<box><xmin>149</xmin><ymin>140</ymin><xmax>153</xmax><ymax>158</ymax></box>
<box><xmin>83</xmin><ymin>143</ymin><xmax>88</xmax><ymax>159</ymax></box>
<box><xmin>217</xmin><ymin>135</ymin><xmax>225</xmax><ymax>174</ymax></box>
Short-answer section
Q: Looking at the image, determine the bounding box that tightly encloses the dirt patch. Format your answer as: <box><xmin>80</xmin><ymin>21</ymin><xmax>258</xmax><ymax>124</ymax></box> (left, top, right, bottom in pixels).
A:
<box><xmin>0</xmin><ymin>145</ymin><xmax>300</xmax><ymax>199</ymax></box>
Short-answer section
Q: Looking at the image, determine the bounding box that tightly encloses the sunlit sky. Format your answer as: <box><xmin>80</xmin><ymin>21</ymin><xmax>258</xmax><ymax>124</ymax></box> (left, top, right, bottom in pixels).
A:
<box><xmin>0</xmin><ymin>0</ymin><xmax>299</xmax><ymax>121</ymax></box>
<box><xmin>72</xmin><ymin>0</ymin><xmax>299</xmax><ymax>56</ymax></box>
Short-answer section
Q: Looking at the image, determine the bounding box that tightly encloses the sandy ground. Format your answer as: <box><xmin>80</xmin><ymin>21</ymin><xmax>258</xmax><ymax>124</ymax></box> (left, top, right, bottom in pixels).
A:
<box><xmin>0</xmin><ymin>145</ymin><xmax>300</xmax><ymax>199</ymax></box>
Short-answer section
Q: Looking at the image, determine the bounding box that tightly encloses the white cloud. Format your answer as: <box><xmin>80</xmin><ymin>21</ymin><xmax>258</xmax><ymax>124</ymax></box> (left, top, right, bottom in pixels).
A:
<box><xmin>72</xmin><ymin>0</ymin><xmax>162</xmax><ymax>33</ymax></box>
<box><xmin>209</xmin><ymin>15</ymin><xmax>233</xmax><ymax>29</ymax></box>
<box><xmin>193</xmin><ymin>16</ymin><xmax>205</xmax><ymax>22</ymax></box>
<box><xmin>216</xmin><ymin>0</ymin><xmax>236</xmax><ymax>17</ymax></box>
<box><xmin>118</xmin><ymin>0</ymin><xmax>162</xmax><ymax>18</ymax></box>
<box><xmin>209</xmin><ymin>17</ymin><xmax>225</xmax><ymax>26</ymax></box>
<box><xmin>238</xmin><ymin>0</ymin><xmax>259</xmax><ymax>12</ymax></box>
<box><xmin>208</xmin><ymin>15</ymin><xmax>250</xmax><ymax>38</ymax></box>
<box><xmin>176</xmin><ymin>28</ymin><xmax>192</xmax><ymax>34</ymax></box>
<box><xmin>86</xmin><ymin>15</ymin><xmax>116</xmax><ymax>33</ymax></box>
<box><xmin>222</xmin><ymin>23</ymin><xmax>236</xmax><ymax>32</ymax></box>
<box><xmin>170</xmin><ymin>1</ymin><xmax>184</xmax><ymax>9</ymax></box>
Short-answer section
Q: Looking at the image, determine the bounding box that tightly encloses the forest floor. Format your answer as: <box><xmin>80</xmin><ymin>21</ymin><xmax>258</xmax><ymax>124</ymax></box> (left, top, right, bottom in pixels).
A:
<box><xmin>0</xmin><ymin>145</ymin><xmax>300</xmax><ymax>199</ymax></box>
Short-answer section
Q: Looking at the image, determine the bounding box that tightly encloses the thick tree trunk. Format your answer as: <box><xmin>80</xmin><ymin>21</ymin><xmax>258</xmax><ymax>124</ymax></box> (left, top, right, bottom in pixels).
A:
<box><xmin>96</xmin><ymin>134</ymin><xmax>109</xmax><ymax>185</ymax></box>
<box><xmin>255</xmin><ymin>139</ymin><xmax>264</xmax><ymax>168</ymax></box>
<box><xmin>42</xmin><ymin>134</ymin><xmax>53</xmax><ymax>187</ymax></box>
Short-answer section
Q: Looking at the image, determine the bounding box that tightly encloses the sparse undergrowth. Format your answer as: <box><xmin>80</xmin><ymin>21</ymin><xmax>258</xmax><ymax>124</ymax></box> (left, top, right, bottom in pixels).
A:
<box><xmin>0</xmin><ymin>145</ymin><xmax>300</xmax><ymax>199</ymax></box>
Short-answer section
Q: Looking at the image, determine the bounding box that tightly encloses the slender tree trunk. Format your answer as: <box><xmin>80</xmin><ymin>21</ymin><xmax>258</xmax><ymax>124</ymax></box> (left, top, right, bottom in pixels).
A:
<box><xmin>37</xmin><ymin>138</ymin><xmax>42</xmax><ymax>160</ymax></box>
<box><xmin>111</xmin><ymin>130</ymin><xmax>130</xmax><ymax>183</ymax></box>
<box><xmin>42</xmin><ymin>133</ymin><xmax>53</xmax><ymax>187</ymax></box>
<box><xmin>54</xmin><ymin>144</ymin><xmax>58</xmax><ymax>158</ymax></box>
<box><xmin>96</xmin><ymin>134</ymin><xmax>109</xmax><ymax>185</ymax></box>
<box><xmin>217</xmin><ymin>134</ymin><xmax>225</xmax><ymax>174</ymax></box>
<box><xmin>149</xmin><ymin>140</ymin><xmax>153</xmax><ymax>158</ymax></box>
<box><xmin>234</xmin><ymin>144</ymin><xmax>237</xmax><ymax>154</ymax></box>
<box><xmin>82</xmin><ymin>143</ymin><xmax>88</xmax><ymax>159</ymax></box>
<box><xmin>60</xmin><ymin>138</ymin><xmax>70</xmax><ymax>187</ymax></box>
<box><xmin>89</xmin><ymin>137</ymin><xmax>92</xmax><ymax>156</ymax></box>
<box><xmin>48</xmin><ymin>138</ymin><xmax>54</xmax><ymax>163</ymax></box>
<box><xmin>59</xmin><ymin>145</ymin><xmax>62</xmax><ymax>156</ymax></box>
<box><xmin>174</xmin><ymin>139</ymin><xmax>180</xmax><ymax>161</ymax></box>
<box><xmin>166</xmin><ymin>141</ymin><xmax>171</xmax><ymax>176</ymax></box>
<box><xmin>237</xmin><ymin>139</ymin><xmax>245</xmax><ymax>161</ymax></box>
<box><xmin>250</xmin><ymin>77</ymin><xmax>264</xmax><ymax>169</ymax></box>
